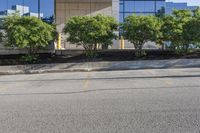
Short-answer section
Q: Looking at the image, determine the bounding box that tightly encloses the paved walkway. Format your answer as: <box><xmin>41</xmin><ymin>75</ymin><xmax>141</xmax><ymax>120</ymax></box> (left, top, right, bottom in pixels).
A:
<box><xmin>0</xmin><ymin>59</ymin><xmax>200</xmax><ymax>75</ymax></box>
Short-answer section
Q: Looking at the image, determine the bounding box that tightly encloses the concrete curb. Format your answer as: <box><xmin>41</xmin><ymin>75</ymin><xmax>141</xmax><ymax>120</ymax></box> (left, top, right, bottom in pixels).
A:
<box><xmin>0</xmin><ymin>59</ymin><xmax>200</xmax><ymax>75</ymax></box>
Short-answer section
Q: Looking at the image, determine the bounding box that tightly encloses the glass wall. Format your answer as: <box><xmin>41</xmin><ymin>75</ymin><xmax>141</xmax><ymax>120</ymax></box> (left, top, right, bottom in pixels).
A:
<box><xmin>120</xmin><ymin>0</ymin><xmax>165</xmax><ymax>22</ymax></box>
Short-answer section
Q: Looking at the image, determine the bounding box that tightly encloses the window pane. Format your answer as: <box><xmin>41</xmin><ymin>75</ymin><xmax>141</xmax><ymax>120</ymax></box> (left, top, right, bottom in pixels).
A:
<box><xmin>124</xmin><ymin>13</ymin><xmax>133</xmax><ymax>18</ymax></box>
<box><xmin>120</xmin><ymin>4</ymin><xmax>124</xmax><ymax>12</ymax></box>
<box><xmin>120</xmin><ymin>13</ymin><xmax>124</xmax><ymax>22</ymax></box>
<box><xmin>143</xmin><ymin>1</ymin><xmax>155</xmax><ymax>12</ymax></box>
<box><xmin>124</xmin><ymin>1</ymin><xmax>156</xmax><ymax>13</ymax></box>
<box><xmin>124</xmin><ymin>1</ymin><xmax>135</xmax><ymax>12</ymax></box>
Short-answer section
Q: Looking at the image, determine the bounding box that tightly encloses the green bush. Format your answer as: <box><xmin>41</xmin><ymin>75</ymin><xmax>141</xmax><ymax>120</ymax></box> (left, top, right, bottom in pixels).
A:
<box><xmin>161</xmin><ymin>10</ymin><xmax>192</xmax><ymax>54</ymax></box>
<box><xmin>123</xmin><ymin>15</ymin><xmax>162</xmax><ymax>57</ymax></box>
<box><xmin>21</xmin><ymin>54</ymin><xmax>39</xmax><ymax>63</ymax></box>
<box><xmin>64</xmin><ymin>14</ymin><xmax>118</xmax><ymax>58</ymax></box>
<box><xmin>3</xmin><ymin>15</ymin><xmax>55</xmax><ymax>62</ymax></box>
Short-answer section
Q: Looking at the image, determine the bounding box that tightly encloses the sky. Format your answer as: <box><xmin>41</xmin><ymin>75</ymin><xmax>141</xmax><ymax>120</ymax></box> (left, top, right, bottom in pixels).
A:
<box><xmin>166</xmin><ymin>0</ymin><xmax>200</xmax><ymax>6</ymax></box>
<box><xmin>0</xmin><ymin>0</ymin><xmax>54</xmax><ymax>17</ymax></box>
<box><xmin>0</xmin><ymin>0</ymin><xmax>199</xmax><ymax>17</ymax></box>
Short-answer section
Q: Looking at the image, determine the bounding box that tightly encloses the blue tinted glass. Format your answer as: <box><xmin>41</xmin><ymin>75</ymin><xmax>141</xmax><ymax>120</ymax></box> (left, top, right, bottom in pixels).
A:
<box><xmin>119</xmin><ymin>0</ymin><xmax>166</xmax><ymax>22</ymax></box>
<box><xmin>120</xmin><ymin>4</ymin><xmax>124</xmax><ymax>12</ymax></box>
<box><xmin>129</xmin><ymin>13</ymin><xmax>154</xmax><ymax>16</ymax></box>
<box><xmin>120</xmin><ymin>13</ymin><xmax>124</xmax><ymax>22</ymax></box>
<box><xmin>133</xmin><ymin>1</ymin><xmax>145</xmax><ymax>12</ymax></box>
<box><xmin>124</xmin><ymin>1</ymin><xmax>156</xmax><ymax>12</ymax></box>
<box><xmin>124</xmin><ymin>13</ymin><xmax>133</xmax><ymax>18</ymax></box>
<box><xmin>124</xmin><ymin>1</ymin><xmax>135</xmax><ymax>12</ymax></box>
<box><xmin>143</xmin><ymin>1</ymin><xmax>155</xmax><ymax>12</ymax></box>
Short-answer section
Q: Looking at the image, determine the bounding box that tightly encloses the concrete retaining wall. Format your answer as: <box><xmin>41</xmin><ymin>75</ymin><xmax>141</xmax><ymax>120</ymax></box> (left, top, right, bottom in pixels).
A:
<box><xmin>0</xmin><ymin>42</ymin><xmax>55</xmax><ymax>55</ymax></box>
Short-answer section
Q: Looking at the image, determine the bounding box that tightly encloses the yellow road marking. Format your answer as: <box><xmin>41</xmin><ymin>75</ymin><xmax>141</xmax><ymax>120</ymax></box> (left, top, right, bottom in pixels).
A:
<box><xmin>164</xmin><ymin>80</ymin><xmax>172</xmax><ymax>85</ymax></box>
<box><xmin>83</xmin><ymin>73</ymin><xmax>90</xmax><ymax>89</ymax></box>
<box><xmin>0</xmin><ymin>87</ymin><xmax>6</xmax><ymax>92</ymax></box>
<box><xmin>146</xmin><ymin>70</ymin><xmax>173</xmax><ymax>86</ymax></box>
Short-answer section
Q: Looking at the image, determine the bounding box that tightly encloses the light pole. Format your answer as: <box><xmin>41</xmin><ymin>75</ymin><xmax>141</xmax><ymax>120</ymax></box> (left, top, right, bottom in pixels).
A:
<box><xmin>38</xmin><ymin>0</ymin><xmax>40</xmax><ymax>18</ymax></box>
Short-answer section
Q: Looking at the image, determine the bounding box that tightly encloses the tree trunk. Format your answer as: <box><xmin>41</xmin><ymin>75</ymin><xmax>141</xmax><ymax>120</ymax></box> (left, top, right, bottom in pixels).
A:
<box><xmin>161</xmin><ymin>43</ymin><xmax>165</xmax><ymax>50</ymax></box>
<box><xmin>102</xmin><ymin>44</ymin><xmax>108</xmax><ymax>50</ymax></box>
<box><xmin>29</xmin><ymin>44</ymin><xmax>33</xmax><ymax>55</ymax></box>
<box><xmin>185</xmin><ymin>44</ymin><xmax>189</xmax><ymax>54</ymax></box>
<box><xmin>139</xmin><ymin>44</ymin><xmax>144</xmax><ymax>57</ymax></box>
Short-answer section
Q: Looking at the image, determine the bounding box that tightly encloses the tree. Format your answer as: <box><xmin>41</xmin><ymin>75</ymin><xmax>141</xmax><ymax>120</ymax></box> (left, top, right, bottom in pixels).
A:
<box><xmin>123</xmin><ymin>15</ymin><xmax>162</xmax><ymax>57</ymax></box>
<box><xmin>173</xmin><ymin>10</ymin><xmax>192</xmax><ymax>52</ymax></box>
<box><xmin>193</xmin><ymin>7</ymin><xmax>200</xmax><ymax>19</ymax></box>
<box><xmin>161</xmin><ymin>10</ymin><xmax>192</xmax><ymax>53</ymax></box>
<box><xmin>93</xmin><ymin>15</ymin><xmax>118</xmax><ymax>50</ymax></box>
<box><xmin>64</xmin><ymin>14</ymin><xmax>118</xmax><ymax>57</ymax></box>
<box><xmin>183</xmin><ymin>18</ymin><xmax>200</xmax><ymax>48</ymax></box>
<box><xmin>0</xmin><ymin>31</ymin><xmax>3</xmax><ymax>42</ymax></box>
<box><xmin>3</xmin><ymin>15</ymin><xmax>55</xmax><ymax>55</ymax></box>
<box><xmin>160</xmin><ymin>15</ymin><xmax>176</xmax><ymax>49</ymax></box>
<box><xmin>183</xmin><ymin>12</ymin><xmax>200</xmax><ymax>49</ymax></box>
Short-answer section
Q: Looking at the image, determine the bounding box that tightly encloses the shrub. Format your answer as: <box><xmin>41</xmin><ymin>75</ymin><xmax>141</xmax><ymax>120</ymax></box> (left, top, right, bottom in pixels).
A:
<box><xmin>161</xmin><ymin>10</ymin><xmax>192</xmax><ymax>54</ymax></box>
<box><xmin>123</xmin><ymin>15</ymin><xmax>162</xmax><ymax>57</ymax></box>
<box><xmin>183</xmin><ymin>17</ymin><xmax>200</xmax><ymax>51</ymax></box>
<box><xmin>64</xmin><ymin>14</ymin><xmax>118</xmax><ymax>58</ymax></box>
<box><xmin>3</xmin><ymin>15</ymin><xmax>55</xmax><ymax>62</ymax></box>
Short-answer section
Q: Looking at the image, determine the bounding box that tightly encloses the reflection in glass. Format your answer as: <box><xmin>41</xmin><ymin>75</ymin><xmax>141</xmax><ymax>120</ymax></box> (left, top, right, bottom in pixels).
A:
<box><xmin>120</xmin><ymin>0</ymin><xmax>165</xmax><ymax>22</ymax></box>
<box><xmin>0</xmin><ymin>0</ymin><xmax>54</xmax><ymax>17</ymax></box>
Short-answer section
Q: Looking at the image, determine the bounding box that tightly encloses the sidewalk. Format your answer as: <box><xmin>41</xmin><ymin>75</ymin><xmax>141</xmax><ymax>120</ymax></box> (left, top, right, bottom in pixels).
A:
<box><xmin>0</xmin><ymin>59</ymin><xmax>200</xmax><ymax>75</ymax></box>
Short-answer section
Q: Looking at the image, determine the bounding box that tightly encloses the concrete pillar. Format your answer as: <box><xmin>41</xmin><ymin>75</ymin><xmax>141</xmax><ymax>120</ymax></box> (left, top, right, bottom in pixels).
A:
<box><xmin>112</xmin><ymin>0</ymin><xmax>119</xmax><ymax>22</ymax></box>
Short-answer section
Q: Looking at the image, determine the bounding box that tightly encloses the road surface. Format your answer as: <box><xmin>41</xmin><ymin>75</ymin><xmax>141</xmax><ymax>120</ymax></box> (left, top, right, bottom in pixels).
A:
<box><xmin>0</xmin><ymin>68</ymin><xmax>200</xmax><ymax>133</ymax></box>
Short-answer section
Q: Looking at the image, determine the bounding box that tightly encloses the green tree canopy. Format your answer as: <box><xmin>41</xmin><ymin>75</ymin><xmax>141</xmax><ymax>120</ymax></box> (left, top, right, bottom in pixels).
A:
<box><xmin>123</xmin><ymin>15</ymin><xmax>162</xmax><ymax>56</ymax></box>
<box><xmin>183</xmin><ymin>18</ymin><xmax>200</xmax><ymax>47</ymax></box>
<box><xmin>161</xmin><ymin>9</ymin><xmax>192</xmax><ymax>53</ymax></box>
<box><xmin>160</xmin><ymin>15</ymin><xmax>176</xmax><ymax>43</ymax></box>
<box><xmin>183</xmin><ymin>8</ymin><xmax>200</xmax><ymax>49</ymax></box>
<box><xmin>3</xmin><ymin>15</ymin><xmax>55</xmax><ymax>54</ymax></box>
<box><xmin>64</xmin><ymin>14</ymin><xmax>118</xmax><ymax>57</ymax></box>
<box><xmin>193</xmin><ymin>7</ymin><xmax>200</xmax><ymax>18</ymax></box>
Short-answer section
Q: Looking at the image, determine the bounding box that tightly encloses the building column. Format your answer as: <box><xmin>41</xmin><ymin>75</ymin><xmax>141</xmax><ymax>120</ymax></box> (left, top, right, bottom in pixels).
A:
<box><xmin>112</xmin><ymin>0</ymin><xmax>119</xmax><ymax>22</ymax></box>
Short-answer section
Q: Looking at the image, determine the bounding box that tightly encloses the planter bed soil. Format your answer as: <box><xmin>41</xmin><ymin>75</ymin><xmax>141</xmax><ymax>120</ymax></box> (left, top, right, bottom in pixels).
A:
<box><xmin>0</xmin><ymin>50</ymin><xmax>200</xmax><ymax>66</ymax></box>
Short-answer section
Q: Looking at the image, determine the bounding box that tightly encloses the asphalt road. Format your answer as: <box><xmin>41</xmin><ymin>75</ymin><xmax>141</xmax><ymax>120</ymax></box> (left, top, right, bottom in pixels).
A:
<box><xmin>0</xmin><ymin>68</ymin><xmax>200</xmax><ymax>133</ymax></box>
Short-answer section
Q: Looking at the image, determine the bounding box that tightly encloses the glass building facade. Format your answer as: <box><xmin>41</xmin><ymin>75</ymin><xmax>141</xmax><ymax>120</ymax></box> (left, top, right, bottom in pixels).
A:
<box><xmin>120</xmin><ymin>0</ymin><xmax>165</xmax><ymax>22</ymax></box>
<box><xmin>165</xmin><ymin>2</ymin><xmax>198</xmax><ymax>15</ymax></box>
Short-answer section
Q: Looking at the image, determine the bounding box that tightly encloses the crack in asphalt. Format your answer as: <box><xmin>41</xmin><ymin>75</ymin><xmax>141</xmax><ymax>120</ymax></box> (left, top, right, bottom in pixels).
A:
<box><xmin>0</xmin><ymin>74</ymin><xmax>200</xmax><ymax>83</ymax></box>
<box><xmin>0</xmin><ymin>85</ymin><xmax>199</xmax><ymax>96</ymax></box>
